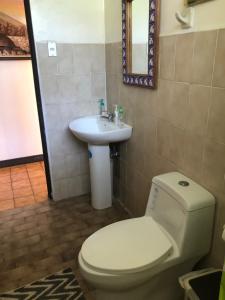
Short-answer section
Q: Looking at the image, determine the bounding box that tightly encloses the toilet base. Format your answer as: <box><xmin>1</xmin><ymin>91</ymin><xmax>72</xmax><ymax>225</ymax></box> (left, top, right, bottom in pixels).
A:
<box><xmin>93</xmin><ymin>261</ymin><xmax>194</xmax><ymax>300</ymax></box>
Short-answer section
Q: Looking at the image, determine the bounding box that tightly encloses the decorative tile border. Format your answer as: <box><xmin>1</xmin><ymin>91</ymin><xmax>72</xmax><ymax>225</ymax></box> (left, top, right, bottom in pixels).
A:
<box><xmin>122</xmin><ymin>0</ymin><xmax>159</xmax><ymax>89</ymax></box>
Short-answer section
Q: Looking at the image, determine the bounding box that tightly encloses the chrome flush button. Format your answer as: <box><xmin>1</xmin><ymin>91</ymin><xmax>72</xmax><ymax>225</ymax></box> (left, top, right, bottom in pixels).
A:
<box><xmin>178</xmin><ymin>181</ymin><xmax>190</xmax><ymax>187</ymax></box>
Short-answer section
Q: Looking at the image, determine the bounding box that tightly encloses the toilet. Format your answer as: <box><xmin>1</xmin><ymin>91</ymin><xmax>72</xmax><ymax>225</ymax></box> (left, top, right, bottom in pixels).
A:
<box><xmin>78</xmin><ymin>172</ymin><xmax>215</xmax><ymax>300</ymax></box>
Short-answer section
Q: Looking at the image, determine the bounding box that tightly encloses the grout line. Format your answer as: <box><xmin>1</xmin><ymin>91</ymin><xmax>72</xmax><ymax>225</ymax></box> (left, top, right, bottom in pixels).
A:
<box><xmin>211</xmin><ymin>29</ymin><xmax>219</xmax><ymax>88</ymax></box>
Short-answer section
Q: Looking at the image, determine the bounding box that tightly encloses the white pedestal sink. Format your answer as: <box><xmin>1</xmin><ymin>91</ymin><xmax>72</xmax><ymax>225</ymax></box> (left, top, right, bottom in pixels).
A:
<box><xmin>69</xmin><ymin>115</ymin><xmax>132</xmax><ymax>210</ymax></box>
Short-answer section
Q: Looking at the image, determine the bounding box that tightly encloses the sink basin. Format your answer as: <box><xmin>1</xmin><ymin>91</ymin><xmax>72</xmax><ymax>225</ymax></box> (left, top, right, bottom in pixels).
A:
<box><xmin>69</xmin><ymin>115</ymin><xmax>132</xmax><ymax>145</ymax></box>
<box><xmin>69</xmin><ymin>115</ymin><xmax>132</xmax><ymax>210</ymax></box>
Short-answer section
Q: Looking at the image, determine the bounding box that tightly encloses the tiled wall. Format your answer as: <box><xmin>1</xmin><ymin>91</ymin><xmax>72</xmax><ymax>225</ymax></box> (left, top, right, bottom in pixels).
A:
<box><xmin>36</xmin><ymin>43</ymin><xmax>106</xmax><ymax>200</ymax></box>
<box><xmin>106</xmin><ymin>29</ymin><xmax>225</xmax><ymax>267</ymax></box>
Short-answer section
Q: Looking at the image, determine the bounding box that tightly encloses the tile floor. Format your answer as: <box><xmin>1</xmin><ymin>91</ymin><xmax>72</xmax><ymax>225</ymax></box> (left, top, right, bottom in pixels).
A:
<box><xmin>0</xmin><ymin>161</ymin><xmax>48</xmax><ymax>211</ymax></box>
<box><xmin>0</xmin><ymin>195</ymin><xmax>129</xmax><ymax>299</ymax></box>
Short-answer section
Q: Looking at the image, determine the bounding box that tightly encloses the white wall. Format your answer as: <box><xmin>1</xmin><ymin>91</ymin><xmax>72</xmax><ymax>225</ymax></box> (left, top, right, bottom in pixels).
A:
<box><xmin>30</xmin><ymin>0</ymin><xmax>105</xmax><ymax>43</ymax></box>
<box><xmin>104</xmin><ymin>0</ymin><xmax>225</xmax><ymax>42</ymax></box>
<box><xmin>0</xmin><ymin>61</ymin><xmax>43</xmax><ymax>161</ymax></box>
<box><xmin>105</xmin><ymin>0</ymin><xmax>122</xmax><ymax>43</ymax></box>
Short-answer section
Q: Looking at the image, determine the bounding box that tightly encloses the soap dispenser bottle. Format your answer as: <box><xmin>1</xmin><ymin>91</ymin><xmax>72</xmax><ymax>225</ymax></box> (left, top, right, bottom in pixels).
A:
<box><xmin>98</xmin><ymin>99</ymin><xmax>105</xmax><ymax>115</ymax></box>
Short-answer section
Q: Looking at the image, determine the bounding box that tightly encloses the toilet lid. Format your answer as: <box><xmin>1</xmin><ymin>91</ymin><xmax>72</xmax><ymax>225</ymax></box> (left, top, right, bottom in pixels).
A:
<box><xmin>81</xmin><ymin>217</ymin><xmax>172</xmax><ymax>274</ymax></box>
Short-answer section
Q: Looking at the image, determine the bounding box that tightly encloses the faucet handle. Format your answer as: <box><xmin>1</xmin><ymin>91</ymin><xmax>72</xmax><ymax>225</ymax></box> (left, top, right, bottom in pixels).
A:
<box><xmin>108</xmin><ymin>112</ymin><xmax>114</xmax><ymax>122</ymax></box>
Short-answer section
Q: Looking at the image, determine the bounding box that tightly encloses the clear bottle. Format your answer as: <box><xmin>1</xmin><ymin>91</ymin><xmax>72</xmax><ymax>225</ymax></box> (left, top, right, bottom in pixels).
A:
<box><xmin>114</xmin><ymin>104</ymin><xmax>119</xmax><ymax>126</ymax></box>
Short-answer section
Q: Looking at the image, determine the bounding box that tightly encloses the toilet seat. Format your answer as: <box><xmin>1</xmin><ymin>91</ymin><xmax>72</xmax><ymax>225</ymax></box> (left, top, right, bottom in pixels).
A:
<box><xmin>81</xmin><ymin>216</ymin><xmax>172</xmax><ymax>275</ymax></box>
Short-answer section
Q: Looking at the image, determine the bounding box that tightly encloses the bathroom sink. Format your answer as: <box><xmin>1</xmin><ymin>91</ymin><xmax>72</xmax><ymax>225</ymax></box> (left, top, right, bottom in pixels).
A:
<box><xmin>69</xmin><ymin>115</ymin><xmax>132</xmax><ymax>145</ymax></box>
<box><xmin>69</xmin><ymin>115</ymin><xmax>132</xmax><ymax>210</ymax></box>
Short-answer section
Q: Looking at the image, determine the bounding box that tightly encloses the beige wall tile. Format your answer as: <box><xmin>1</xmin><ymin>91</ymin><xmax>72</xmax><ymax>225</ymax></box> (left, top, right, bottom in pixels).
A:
<box><xmin>36</xmin><ymin>43</ymin><xmax>58</xmax><ymax>76</ymax></box>
<box><xmin>213</xmin><ymin>29</ymin><xmax>225</xmax><ymax>88</ymax></box>
<box><xmin>106</xmin><ymin>74</ymin><xmax>120</xmax><ymax>106</ymax></box>
<box><xmin>91</xmin><ymin>72</ymin><xmax>106</xmax><ymax>98</ymax></box>
<box><xmin>156</xmin><ymin>79</ymin><xmax>174</xmax><ymax>120</ymax></box>
<box><xmin>57</xmin><ymin>44</ymin><xmax>74</xmax><ymax>75</ymax></box>
<box><xmin>37</xmin><ymin>42</ymin><xmax>105</xmax><ymax>200</ymax></box>
<box><xmin>170</xmin><ymin>82</ymin><xmax>189</xmax><ymax>129</ymax></box>
<box><xmin>186</xmin><ymin>85</ymin><xmax>211</xmax><ymax>136</ymax></box>
<box><xmin>175</xmin><ymin>33</ymin><xmax>194</xmax><ymax>82</ymax></box>
<box><xmin>157</xmin><ymin>119</ymin><xmax>185</xmax><ymax>169</ymax></box>
<box><xmin>39</xmin><ymin>75</ymin><xmax>59</xmax><ymax>105</ymax></box>
<box><xmin>207</xmin><ymin>88</ymin><xmax>225</xmax><ymax>143</ymax></box>
<box><xmin>183</xmin><ymin>132</ymin><xmax>204</xmax><ymax>182</ymax></box>
<box><xmin>191</xmin><ymin>31</ymin><xmax>217</xmax><ymax>85</ymax></box>
<box><xmin>159</xmin><ymin>36</ymin><xmax>176</xmax><ymax>80</ymax></box>
<box><xmin>157</xmin><ymin>80</ymin><xmax>189</xmax><ymax>129</ymax></box>
<box><xmin>105</xmin><ymin>29</ymin><xmax>225</xmax><ymax>268</ymax></box>
<box><xmin>73</xmin><ymin>45</ymin><xmax>92</xmax><ymax>75</ymax></box>
<box><xmin>91</xmin><ymin>44</ymin><xmax>106</xmax><ymax>73</ymax></box>
<box><xmin>202</xmin><ymin>139</ymin><xmax>225</xmax><ymax>193</ymax></box>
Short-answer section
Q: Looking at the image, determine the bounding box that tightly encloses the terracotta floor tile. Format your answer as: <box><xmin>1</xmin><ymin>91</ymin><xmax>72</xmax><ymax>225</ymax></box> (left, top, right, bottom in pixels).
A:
<box><xmin>0</xmin><ymin>190</ymin><xmax>13</xmax><ymax>201</ymax></box>
<box><xmin>27</xmin><ymin>170</ymin><xmax>45</xmax><ymax>179</ymax></box>
<box><xmin>12</xmin><ymin>180</ymin><xmax>30</xmax><ymax>190</ymax></box>
<box><xmin>0</xmin><ymin>182</ymin><xmax>12</xmax><ymax>192</ymax></box>
<box><xmin>32</xmin><ymin>184</ymin><xmax>48</xmax><ymax>195</ymax></box>
<box><xmin>0</xmin><ymin>200</ymin><xmax>14</xmax><ymax>211</ymax></box>
<box><xmin>14</xmin><ymin>195</ymin><xmax>35</xmax><ymax>208</ymax></box>
<box><xmin>34</xmin><ymin>194</ymin><xmax>48</xmax><ymax>203</ymax></box>
<box><xmin>11</xmin><ymin>166</ymin><xmax>27</xmax><ymax>175</ymax></box>
<box><xmin>11</xmin><ymin>173</ymin><xmax>29</xmax><ymax>182</ymax></box>
<box><xmin>0</xmin><ymin>161</ymin><xmax>48</xmax><ymax>211</ymax></box>
<box><xmin>0</xmin><ymin>175</ymin><xmax>11</xmax><ymax>184</ymax></box>
<box><xmin>30</xmin><ymin>177</ymin><xmax>46</xmax><ymax>187</ymax></box>
<box><xmin>26</xmin><ymin>163</ymin><xmax>42</xmax><ymax>171</ymax></box>
<box><xmin>0</xmin><ymin>167</ymin><xmax>11</xmax><ymax>175</ymax></box>
<box><xmin>13</xmin><ymin>187</ymin><xmax>33</xmax><ymax>198</ymax></box>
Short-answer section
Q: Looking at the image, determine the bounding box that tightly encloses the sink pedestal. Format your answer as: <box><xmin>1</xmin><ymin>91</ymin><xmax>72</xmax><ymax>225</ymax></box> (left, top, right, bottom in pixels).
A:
<box><xmin>88</xmin><ymin>144</ymin><xmax>112</xmax><ymax>210</ymax></box>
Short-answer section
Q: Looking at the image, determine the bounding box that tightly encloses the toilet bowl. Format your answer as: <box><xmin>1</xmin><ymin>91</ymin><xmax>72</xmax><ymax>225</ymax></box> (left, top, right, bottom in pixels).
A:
<box><xmin>78</xmin><ymin>172</ymin><xmax>215</xmax><ymax>300</ymax></box>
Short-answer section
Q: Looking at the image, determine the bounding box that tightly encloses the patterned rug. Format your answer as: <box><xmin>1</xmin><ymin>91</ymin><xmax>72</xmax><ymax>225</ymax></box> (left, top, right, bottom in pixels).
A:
<box><xmin>0</xmin><ymin>268</ymin><xmax>85</xmax><ymax>300</ymax></box>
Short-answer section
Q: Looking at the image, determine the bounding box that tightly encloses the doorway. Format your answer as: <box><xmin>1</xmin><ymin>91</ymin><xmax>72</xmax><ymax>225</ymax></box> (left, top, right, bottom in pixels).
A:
<box><xmin>0</xmin><ymin>0</ymin><xmax>51</xmax><ymax>211</ymax></box>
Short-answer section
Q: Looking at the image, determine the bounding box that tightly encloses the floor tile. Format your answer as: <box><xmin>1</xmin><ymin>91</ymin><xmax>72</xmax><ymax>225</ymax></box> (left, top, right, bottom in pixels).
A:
<box><xmin>32</xmin><ymin>184</ymin><xmax>48</xmax><ymax>194</ymax></box>
<box><xmin>27</xmin><ymin>170</ymin><xmax>45</xmax><ymax>178</ymax></box>
<box><xmin>11</xmin><ymin>172</ymin><xmax>29</xmax><ymax>182</ymax></box>
<box><xmin>0</xmin><ymin>196</ymin><xmax>129</xmax><ymax>296</ymax></box>
<box><xmin>0</xmin><ymin>175</ymin><xmax>11</xmax><ymax>184</ymax></box>
<box><xmin>12</xmin><ymin>180</ymin><xmax>31</xmax><ymax>190</ymax></box>
<box><xmin>10</xmin><ymin>166</ymin><xmax>27</xmax><ymax>175</ymax></box>
<box><xmin>0</xmin><ymin>167</ymin><xmax>11</xmax><ymax>175</ymax></box>
<box><xmin>26</xmin><ymin>163</ymin><xmax>42</xmax><ymax>171</ymax></box>
<box><xmin>0</xmin><ymin>182</ymin><xmax>12</xmax><ymax>192</ymax></box>
<box><xmin>13</xmin><ymin>187</ymin><xmax>33</xmax><ymax>198</ymax></box>
<box><xmin>14</xmin><ymin>195</ymin><xmax>35</xmax><ymax>208</ymax></box>
<box><xmin>0</xmin><ymin>161</ymin><xmax>48</xmax><ymax>212</ymax></box>
<box><xmin>0</xmin><ymin>190</ymin><xmax>13</xmax><ymax>201</ymax></box>
<box><xmin>0</xmin><ymin>200</ymin><xmax>14</xmax><ymax>211</ymax></box>
<box><xmin>30</xmin><ymin>177</ymin><xmax>46</xmax><ymax>187</ymax></box>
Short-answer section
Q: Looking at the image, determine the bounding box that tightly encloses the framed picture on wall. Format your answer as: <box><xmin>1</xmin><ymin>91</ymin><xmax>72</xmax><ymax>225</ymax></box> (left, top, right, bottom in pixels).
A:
<box><xmin>187</xmin><ymin>0</ymin><xmax>214</xmax><ymax>6</ymax></box>
<box><xmin>0</xmin><ymin>0</ymin><xmax>31</xmax><ymax>60</ymax></box>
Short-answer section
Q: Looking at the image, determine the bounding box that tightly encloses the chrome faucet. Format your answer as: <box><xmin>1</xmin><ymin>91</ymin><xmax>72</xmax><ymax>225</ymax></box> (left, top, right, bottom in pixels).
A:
<box><xmin>100</xmin><ymin>112</ymin><xmax>114</xmax><ymax>122</ymax></box>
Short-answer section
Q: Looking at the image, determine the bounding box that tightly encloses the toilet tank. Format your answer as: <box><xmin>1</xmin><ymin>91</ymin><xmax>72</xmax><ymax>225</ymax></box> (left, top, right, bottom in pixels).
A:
<box><xmin>145</xmin><ymin>172</ymin><xmax>215</xmax><ymax>259</ymax></box>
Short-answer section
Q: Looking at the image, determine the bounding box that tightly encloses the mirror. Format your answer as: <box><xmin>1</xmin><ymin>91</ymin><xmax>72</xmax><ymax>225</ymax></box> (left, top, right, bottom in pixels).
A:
<box><xmin>122</xmin><ymin>0</ymin><xmax>160</xmax><ymax>88</ymax></box>
<box><xmin>131</xmin><ymin>0</ymin><xmax>149</xmax><ymax>74</ymax></box>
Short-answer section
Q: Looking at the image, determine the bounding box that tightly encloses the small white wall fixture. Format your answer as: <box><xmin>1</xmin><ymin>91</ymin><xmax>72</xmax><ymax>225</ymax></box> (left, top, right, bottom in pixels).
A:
<box><xmin>175</xmin><ymin>7</ymin><xmax>195</xmax><ymax>29</ymax></box>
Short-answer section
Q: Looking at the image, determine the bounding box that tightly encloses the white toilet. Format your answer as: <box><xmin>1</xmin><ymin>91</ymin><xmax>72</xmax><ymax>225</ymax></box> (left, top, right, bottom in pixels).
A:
<box><xmin>78</xmin><ymin>172</ymin><xmax>215</xmax><ymax>300</ymax></box>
